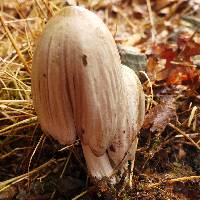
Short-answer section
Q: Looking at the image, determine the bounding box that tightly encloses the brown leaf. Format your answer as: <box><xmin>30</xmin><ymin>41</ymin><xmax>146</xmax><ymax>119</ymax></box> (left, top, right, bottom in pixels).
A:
<box><xmin>149</xmin><ymin>33</ymin><xmax>200</xmax><ymax>87</ymax></box>
<box><xmin>143</xmin><ymin>96</ymin><xmax>176</xmax><ymax>133</ymax></box>
<box><xmin>166</xmin><ymin>65</ymin><xmax>200</xmax><ymax>87</ymax></box>
<box><xmin>152</xmin><ymin>43</ymin><xmax>177</xmax><ymax>68</ymax></box>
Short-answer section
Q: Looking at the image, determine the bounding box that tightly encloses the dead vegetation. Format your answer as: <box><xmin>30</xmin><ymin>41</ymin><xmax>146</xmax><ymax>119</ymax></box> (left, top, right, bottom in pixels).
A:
<box><xmin>0</xmin><ymin>0</ymin><xmax>200</xmax><ymax>199</ymax></box>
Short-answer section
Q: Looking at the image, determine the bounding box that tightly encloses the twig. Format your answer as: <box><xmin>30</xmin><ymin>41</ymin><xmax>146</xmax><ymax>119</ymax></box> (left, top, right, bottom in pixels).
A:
<box><xmin>0</xmin><ymin>147</ymin><xmax>32</xmax><ymax>160</ymax></box>
<box><xmin>0</xmin><ymin>100</ymin><xmax>32</xmax><ymax>104</ymax></box>
<box><xmin>72</xmin><ymin>190</ymin><xmax>88</xmax><ymax>200</ymax></box>
<box><xmin>58</xmin><ymin>139</ymin><xmax>80</xmax><ymax>151</ymax></box>
<box><xmin>146</xmin><ymin>0</ymin><xmax>156</xmax><ymax>43</ymax></box>
<box><xmin>0</xmin><ymin>124</ymin><xmax>37</xmax><ymax>136</ymax></box>
<box><xmin>147</xmin><ymin>175</ymin><xmax>200</xmax><ymax>189</ymax></box>
<box><xmin>4</xmin><ymin>17</ymin><xmax>38</xmax><ymax>24</ymax></box>
<box><xmin>0</xmin><ymin>116</ymin><xmax>37</xmax><ymax>135</ymax></box>
<box><xmin>140</xmin><ymin>71</ymin><xmax>154</xmax><ymax>110</ymax></box>
<box><xmin>34</xmin><ymin>0</ymin><xmax>47</xmax><ymax>19</ymax></box>
<box><xmin>188</xmin><ymin>106</ymin><xmax>197</xmax><ymax>128</ymax></box>
<box><xmin>41</xmin><ymin>0</ymin><xmax>54</xmax><ymax>17</ymax></box>
<box><xmin>2</xmin><ymin>88</ymin><xmax>31</xmax><ymax>92</ymax></box>
<box><xmin>0</xmin><ymin>104</ymin><xmax>35</xmax><ymax>116</ymax></box>
<box><xmin>0</xmin><ymin>15</ymin><xmax>31</xmax><ymax>74</ymax></box>
<box><xmin>175</xmin><ymin>133</ymin><xmax>200</xmax><ymax>138</ymax></box>
<box><xmin>15</xmin><ymin>0</ymin><xmax>35</xmax><ymax>39</ymax></box>
<box><xmin>28</xmin><ymin>134</ymin><xmax>46</xmax><ymax>172</ymax></box>
<box><xmin>0</xmin><ymin>159</ymin><xmax>56</xmax><ymax>192</ymax></box>
<box><xmin>168</xmin><ymin>123</ymin><xmax>200</xmax><ymax>150</ymax></box>
<box><xmin>5</xmin><ymin>68</ymin><xmax>30</xmax><ymax>90</ymax></box>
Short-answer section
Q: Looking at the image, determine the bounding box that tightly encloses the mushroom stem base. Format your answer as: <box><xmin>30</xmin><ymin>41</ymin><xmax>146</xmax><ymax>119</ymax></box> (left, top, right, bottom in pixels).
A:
<box><xmin>82</xmin><ymin>143</ymin><xmax>115</xmax><ymax>182</ymax></box>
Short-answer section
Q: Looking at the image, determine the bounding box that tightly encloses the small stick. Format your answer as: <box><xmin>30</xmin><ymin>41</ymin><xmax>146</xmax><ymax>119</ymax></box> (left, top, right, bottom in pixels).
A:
<box><xmin>34</xmin><ymin>0</ymin><xmax>47</xmax><ymax>19</ymax></box>
<box><xmin>72</xmin><ymin>191</ymin><xmax>88</xmax><ymax>200</ymax></box>
<box><xmin>146</xmin><ymin>0</ymin><xmax>156</xmax><ymax>43</ymax></box>
<box><xmin>4</xmin><ymin>18</ymin><xmax>38</xmax><ymax>24</ymax></box>
<box><xmin>0</xmin><ymin>116</ymin><xmax>37</xmax><ymax>135</ymax></box>
<box><xmin>168</xmin><ymin>123</ymin><xmax>200</xmax><ymax>150</ymax></box>
<box><xmin>41</xmin><ymin>0</ymin><xmax>54</xmax><ymax>17</ymax></box>
<box><xmin>140</xmin><ymin>71</ymin><xmax>154</xmax><ymax>110</ymax></box>
<box><xmin>175</xmin><ymin>133</ymin><xmax>200</xmax><ymax>138</ymax></box>
<box><xmin>147</xmin><ymin>175</ymin><xmax>200</xmax><ymax>189</ymax></box>
<box><xmin>0</xmin><ymin>100</ymin><xmax>32</xmax><ymax>104</ymax></box>
<box><xmin>0</xmin><ymin>15</ymin><xmax>31</xmax><ymax>74</ymax></box>
<box><xmin>28</xmin><ymin>134</ymin><xmax>46</xmax><ymax>172</ymax></box>
<box><xmin>15</xmin><ymin>0</ymin><xmax>35</xmax><ymax>39</ymax></box>
<box><xmin>188</xmin><ymin>106</ymin><xmax>197</xmax><ymax>128</ymax></box>
<box><xmin>0</xmin><ymin>159</ymin><xmax>56</xmax><ymax>192</ymax></box>
<box><xmin>129</xmin><ymin>161</ymin><xmax>134</xmax><ymax>187</ymax></box>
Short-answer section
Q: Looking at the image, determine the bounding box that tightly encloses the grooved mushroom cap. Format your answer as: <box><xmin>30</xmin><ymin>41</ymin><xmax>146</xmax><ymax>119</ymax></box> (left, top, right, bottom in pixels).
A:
<box><xmin>108</xmin><ymin>65</ymin><xmax>145</xmax><ymax>166</ymax></box>
<box><xmin>31</xmin><ymin>6</ymin><xmax>131</xmax><ymax>156</ymax></box>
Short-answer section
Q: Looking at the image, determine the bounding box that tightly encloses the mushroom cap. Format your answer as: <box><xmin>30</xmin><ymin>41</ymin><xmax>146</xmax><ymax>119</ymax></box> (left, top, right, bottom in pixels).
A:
<box><xmin>108</xmin><ymin>65</ymin><xmax>145</xmax><ymax>166</ymax></box>
<box><xmin>31</xmin><ymin>6</ymin><xmax>129</xmax><ymax>156</ymax></box>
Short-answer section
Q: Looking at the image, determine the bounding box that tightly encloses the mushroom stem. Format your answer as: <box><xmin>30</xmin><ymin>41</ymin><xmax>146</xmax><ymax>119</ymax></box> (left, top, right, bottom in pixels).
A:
<box><xmin>81</xmin><ymin>143</ymin><xmax>115</xmax><ymax>181</ymax></box>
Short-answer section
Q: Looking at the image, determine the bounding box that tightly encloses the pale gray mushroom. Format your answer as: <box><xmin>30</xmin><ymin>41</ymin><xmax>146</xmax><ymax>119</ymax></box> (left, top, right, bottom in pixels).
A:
<box><xmin>31</xmin><ymin>6</ymin><xmax>145</xmax><ymax>181</ymax></box>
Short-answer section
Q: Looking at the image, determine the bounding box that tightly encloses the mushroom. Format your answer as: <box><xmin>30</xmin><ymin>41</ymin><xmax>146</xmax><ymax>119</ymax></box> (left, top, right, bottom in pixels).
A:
<box><xmin>31</xmin><ymin>6</ymin><xmax>145</xmax><ymax>181</ymax></box>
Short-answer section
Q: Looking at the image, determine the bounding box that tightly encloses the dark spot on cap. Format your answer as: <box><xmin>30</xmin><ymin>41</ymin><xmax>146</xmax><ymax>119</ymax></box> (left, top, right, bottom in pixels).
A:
<box><xmin>81</xmin><ymin>128</ymin><xmax>85</xmax><ymax>134</ymax></box>
<box><xmin>123</xmin><ymin>130</ymin><xmax>125</xmax><ymax>133</ymax></box>
<box><xmin>43</xmin><ymin>73</ymin><xmax>47</xmax><ymax>78</ymax></box>
<box><xmin>82</xmin><ymin>55</ymin><xmax>87</xmax><ymax>66</ymax></box>
<box><xmin>109</xmin><ymin>145</ymin><xmax>116</xmax><ymax>152</ymax></box>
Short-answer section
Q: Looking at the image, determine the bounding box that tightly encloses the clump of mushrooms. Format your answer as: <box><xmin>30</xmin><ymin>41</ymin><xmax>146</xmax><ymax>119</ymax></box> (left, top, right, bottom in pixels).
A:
<box><xmin>31</xmin><ymin>6</ymin><xmax>145</xmax><ymax>181</ymax></box>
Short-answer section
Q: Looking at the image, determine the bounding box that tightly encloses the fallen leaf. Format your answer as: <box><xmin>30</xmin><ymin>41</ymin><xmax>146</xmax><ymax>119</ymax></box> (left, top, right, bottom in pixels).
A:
<box><xmin>143</xmin><ymin>96</ymin><xmax>176</xmax><ymax>133</ymax></box>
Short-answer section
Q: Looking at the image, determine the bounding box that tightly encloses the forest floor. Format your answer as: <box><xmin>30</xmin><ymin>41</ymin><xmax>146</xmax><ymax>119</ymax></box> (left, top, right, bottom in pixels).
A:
<box><xmin>0</xmin><ymin>0</ymin><xmax>200</xmax><ymax>199</ymax></box>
